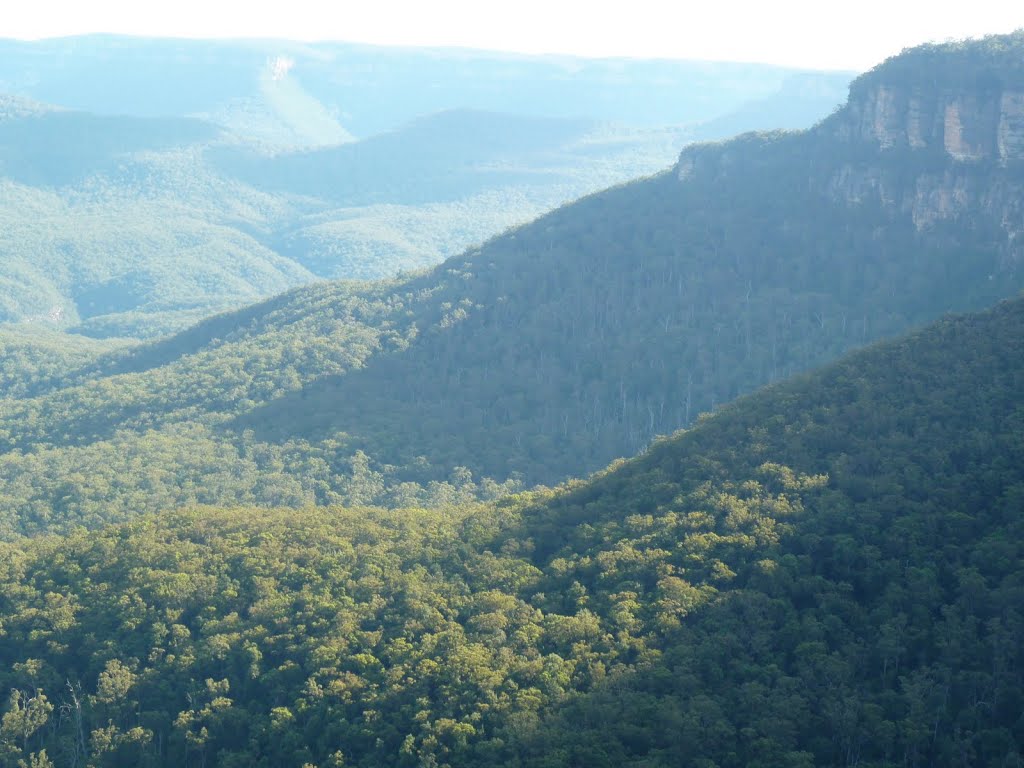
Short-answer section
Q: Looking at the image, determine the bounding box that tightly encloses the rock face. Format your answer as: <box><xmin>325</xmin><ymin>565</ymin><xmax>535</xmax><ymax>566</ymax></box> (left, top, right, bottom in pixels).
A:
<box><xmin>998</xmin><ymin>91</ymin><xmax>1024</xmax><ymax>159</ymax></box>
<box><xmin>840</xmin><ymin>82</ymin><xmax>1024</xmax><ymax>163</ymax></box>
<box><xmin>826</xmin><ymin>62</ymin><xmax>1024</xmax><ymax>243</ymax></box>
<box><xmin>675</xmin><ymin>35</ymin><xmax>1024</xmax><ymax>266</ymax></box>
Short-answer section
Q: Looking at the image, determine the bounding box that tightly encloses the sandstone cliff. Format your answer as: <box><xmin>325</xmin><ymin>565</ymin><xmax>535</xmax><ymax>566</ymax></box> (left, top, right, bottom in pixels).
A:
<box><xmin>839</xmin><ymin>78</ymin><xmax>1024</xmax><ymax>162</ymax></box>
<box><xmin>676</xmin><ymin>33</ymin><xmax>1024</xmax><ymax>260</ymax></box>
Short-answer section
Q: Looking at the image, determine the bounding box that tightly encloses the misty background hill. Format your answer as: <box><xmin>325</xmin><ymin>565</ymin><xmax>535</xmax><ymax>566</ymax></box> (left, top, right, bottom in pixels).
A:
<box><xmin>0</xmin><ymin>36</ymin><xmax>851</xmax><ymax>337</ymax></box>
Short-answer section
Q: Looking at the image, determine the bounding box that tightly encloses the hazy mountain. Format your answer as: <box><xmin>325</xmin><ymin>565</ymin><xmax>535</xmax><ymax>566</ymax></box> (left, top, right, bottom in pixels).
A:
<box><xmin>687</xmin><ymin>71</ymin><xmax>853</xmax><ymax>139</ymax></box>
<box><xmin>0</xmin><ymin>166</ymin><xmax>317</xmax><ymax>339</ymax></box>
<box><xmin>210</xmin><ymin>110</ymin><xmax>604</xmax><ymax>205</ymax></box>
<box><xmin>1</xmin><ymin>295</ymin><xmax>1020</xmax><ymax>765</ymax></box>
<box><xmin>0</xmin><ymin>38</ymin><xmax>851</xmax><ymax>337</ymax></box>
<box><xmin>0</xmin><ymin>103</ymin><xmax>688</xmax><ymax>336</ymax></box>
<box><xmin>0</xmin><ymin>36</ymin><xmax>851</xmax><ymax>141</ymax></box>
<box><xmin>0</xmin><ymin>107</ymin><xmax>218</xmax><ymax>186</ymax></box>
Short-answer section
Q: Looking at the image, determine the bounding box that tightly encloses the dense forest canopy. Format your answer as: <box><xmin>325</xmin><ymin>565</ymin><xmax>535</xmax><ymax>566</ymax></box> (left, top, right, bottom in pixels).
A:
<box><xmin>0</xmin><ymin>31</ymin><xmax>1023</xmax><ymax>768</ymax></box>
<box><xmin>850</xmin><ymin>30</ymin><xmax>1024</xmax><ymax>98</ymax></box>
<box><xmin>1</xmin><ymin>296</ymin><xmax>1021</xmax><ymax>766</ymax></box>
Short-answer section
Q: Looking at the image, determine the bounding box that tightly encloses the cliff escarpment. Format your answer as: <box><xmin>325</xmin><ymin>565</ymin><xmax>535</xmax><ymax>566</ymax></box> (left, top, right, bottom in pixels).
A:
<box><xmin>838</xmin><ymin>33</ymin><xmax>1024</xmax><ymax>161</ymax></box>
<box><xmin>677</xmin><ymin>32</ymin><xmax>1024</xmax><ymax>261</ymax></box>
<box><xmin>841</xmin><ymin>83</ymin><xmax>1024</xmax><ymax>161</ymax></box>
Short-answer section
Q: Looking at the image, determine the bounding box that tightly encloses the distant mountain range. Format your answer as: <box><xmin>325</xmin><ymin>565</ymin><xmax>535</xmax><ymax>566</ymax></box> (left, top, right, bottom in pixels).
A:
<box><xmin>0</xmin><ymin>37</ymin><xmax>852</xmax><ymax>337</ymax></box>
<box><xmin>0</xmin><ymin>36</ymin><xmax>852</xmax><ymax>140</ymax></box>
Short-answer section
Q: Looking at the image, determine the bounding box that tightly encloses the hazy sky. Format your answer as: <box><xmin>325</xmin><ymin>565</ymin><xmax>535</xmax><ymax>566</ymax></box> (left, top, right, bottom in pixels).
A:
<box><xmin>3</xmin><ymin>0</ymin><xmax>1022</xmax><ymax>70</ymax></box>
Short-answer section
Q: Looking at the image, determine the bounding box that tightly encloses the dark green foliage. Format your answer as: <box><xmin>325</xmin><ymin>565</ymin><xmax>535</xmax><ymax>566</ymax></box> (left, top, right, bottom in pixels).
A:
<box><xmin>1</xmin><ymin>33</ymin><xmax>1023</xmax><ymax>768</ymax></box>
<box><xmin>1</xmin><ymin>298</ymin><xmax>1022</xmax><ymax>766</ymax></box>
<box><xmin>851</xmin><ymin>30</ymin><xmax>1024</xmax><ymax>101</ymax></box>
<box><xmin>240</xmin><ymin>126</ymin><xmax>1022</xmax><ymax>485</ymax></box>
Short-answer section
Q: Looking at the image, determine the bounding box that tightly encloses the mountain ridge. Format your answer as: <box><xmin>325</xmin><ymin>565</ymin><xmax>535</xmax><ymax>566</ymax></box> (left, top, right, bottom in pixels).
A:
<box><xmin>240</xmin><ymin>33</ymin><xmax>1024</xmax><ymax>481</ymax></box>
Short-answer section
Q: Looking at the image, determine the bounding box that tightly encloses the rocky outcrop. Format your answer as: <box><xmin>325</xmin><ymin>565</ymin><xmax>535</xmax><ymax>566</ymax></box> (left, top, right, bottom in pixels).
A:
<box><xmin>825</xmin><ymin>73</ymin><xmax>1024</xmax><ymax>241</ymax></box>
<box><xmin>906</xmin><ymin>95</ymin><xmax>929</xmax><ymax>148</ymax></box>
<box><xmin>821</xmin><ymin>159</ymin><xmax>1024</xmax><ymax>268</ymax></box>
<box><xmin>840</xmin><ymin>82</ymin><xmax>1024</xmax><ymax>163</ymax></box>
<box><xmin>858</xmin><ymin>85</ymin><xmax>903</xmax><ymax>148</ymax></box>
<box><xmin>675</xmin><ymin>36</ymin><xmax>1024</xmax><ymax>261</ymax></box>
<box><xmin>998</xmin><ymin>91</ymin><xmax>1024</xmax><ymax>159</ymax></box>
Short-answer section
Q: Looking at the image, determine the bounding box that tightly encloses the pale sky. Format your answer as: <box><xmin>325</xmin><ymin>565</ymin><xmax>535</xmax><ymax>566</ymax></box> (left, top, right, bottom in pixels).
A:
<box><xmin>3</xmin><ymin>0</ymin><xmax>1022</xmax><ymax>70</ymax></box>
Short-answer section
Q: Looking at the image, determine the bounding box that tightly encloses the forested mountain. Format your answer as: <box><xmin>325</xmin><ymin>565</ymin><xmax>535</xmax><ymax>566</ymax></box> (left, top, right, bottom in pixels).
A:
<box><xmin>0</xmin><ymin>34</ymin><xmax>1021</xmax><ymax>526</ymax></box>
<box><xmin>0</xmin><ymin>52</ymin><xmax>848</xmax><ymax>336</ymax></box>
<box><xmin>245</xmin><ymin>32</ymin><xmax>1023</xmax><ymax>482</ymax></box>
<box><xmin>0</xmin><ymin>108</ymin><xmax>218</xmax><ymax>187</ymax></box>
<box><xmin>1</xmin><ymin>296</ymin><xmax>1021</xmax><ymax>767</ymax></box>
<box><xmin>0</xmin><ymin>327</ymin><xmax>128</xmax><ymax>400</ymax></box>
<box><xmin>211</xmin><ymin>110</ymin><xmax>605</xmax><ymax>205</ymax></box>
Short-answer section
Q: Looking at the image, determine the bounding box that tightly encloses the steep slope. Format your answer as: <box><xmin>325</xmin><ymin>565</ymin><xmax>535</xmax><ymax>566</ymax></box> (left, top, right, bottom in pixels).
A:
<box><xmin>495</xmin><ymin>294</ymin><xmax>1024</xmax><ymax>768</ymax></box>
<box><xmin>243</xmin><ymin>33</ymin><xmax>1024</xmax><ymax>479</ymax></box>
<box><xmin>1</xmin><ymin>298</ymin><xmax>1021</xmax><ymax>766</ymax></box>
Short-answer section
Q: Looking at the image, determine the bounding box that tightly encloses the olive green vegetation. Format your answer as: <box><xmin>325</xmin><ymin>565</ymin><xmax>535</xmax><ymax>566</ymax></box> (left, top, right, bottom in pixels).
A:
<box><xmin>2</xmin><ymin>297</ymin><xmax>1022</xmax><ymax>767</ymax></box>
<box><xmin>1</xmin><ymin>35</ymin><xmax>1021</xmax><ymax>529</ymax></box>
<box><xmin>0</xmin><ymin>280</ymin><xmax>532</xmax><ymax>538</ymax></box>
<box><xmin>0</xmin><ymin>328</ymin><xmax>129</xmax><ymax>401</ymax></box>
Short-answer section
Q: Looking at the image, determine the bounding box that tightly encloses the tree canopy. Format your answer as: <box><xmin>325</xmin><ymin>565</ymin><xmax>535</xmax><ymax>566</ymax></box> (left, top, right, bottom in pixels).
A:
<box><xmin>1</xmin><ymin>297</ymin><xmax>1022</xmax><ymax>766</ymax></box>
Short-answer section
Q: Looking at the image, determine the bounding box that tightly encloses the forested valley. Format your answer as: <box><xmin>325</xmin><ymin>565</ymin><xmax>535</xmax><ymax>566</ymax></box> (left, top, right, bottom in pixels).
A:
<box><xmin>2</xmin><ymin>296</ymin><xmax>1022</xmax><ymax>767</ymax></box>
<box><xmin>1</xmin><ymin>30</ymin><xmax>1023</xmax><ymax>768</ymax></box>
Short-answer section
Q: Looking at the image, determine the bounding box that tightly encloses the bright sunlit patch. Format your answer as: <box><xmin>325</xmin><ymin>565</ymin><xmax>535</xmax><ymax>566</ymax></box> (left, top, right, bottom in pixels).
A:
<box><xmin>269</xmin><ymin>56</ymin><xmax>295</xmax><ymax>81</ymax></box>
